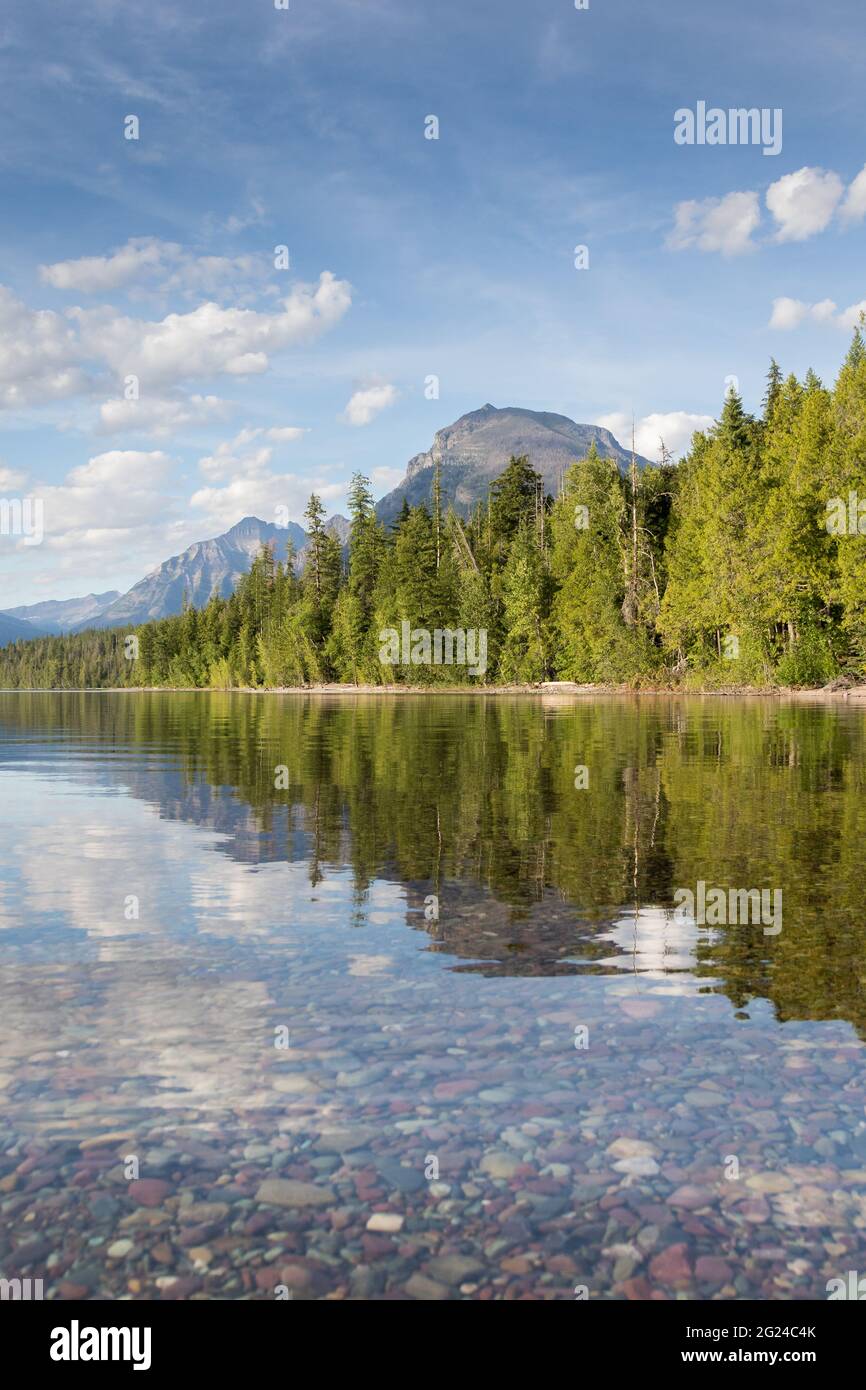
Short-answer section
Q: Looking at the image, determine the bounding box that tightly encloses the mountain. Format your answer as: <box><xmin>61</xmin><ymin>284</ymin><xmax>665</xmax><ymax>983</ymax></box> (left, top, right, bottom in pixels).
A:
<box><xmin>375</xmin><ymin>404</ymin><xmax>651</xmax><ymax>525</ymax></box>
<box><xmin>2</xmin><ymin>404</ymin><xmax>645</xmax><ymax>640</ymax></box>
<box><xmin>3</xmin><ymin>591</ymin><xmax>121</xmax><ymax>635</ymax></box>
<box><xmin>2</xmin><ymin>514</ymin><xmax>352</xmax><ymax>641</ymax></box>
<box><xmin>78</xmin><ymin>517</ymin><xmax>309</xmax><ymax>631</ymax></box>
<box><xmin>0</xmin><ymin>612</ymin><xmax>49</xmax><ymax>648</ymax></box>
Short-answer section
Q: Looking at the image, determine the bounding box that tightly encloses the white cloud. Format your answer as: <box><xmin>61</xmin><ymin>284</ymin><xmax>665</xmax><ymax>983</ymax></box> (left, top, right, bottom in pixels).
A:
<box><xmin>811</xmin><ymin>297</ymin><xmax>839</xmax><ymax>322</ymax></box>
<box><xmin>40</xmin><ymin>237</ymin><xmax>269</xmax><ymax>302</ymax></box>
<box><xmin>64</xmin><ymin>449</ymin><xmax>173</xmax><ymax>491</ymax></box>
<box><xmin>198</xmin><ymin>426</ymin><xmax>307</xmax><ymax>482</ymax></box>
<box><xmin>769</xmin><ymin>294</ymin><xmax>866</xmax><ymax>331</ymax></box>
<box><xmin>266</xmin><ymin>426</ymin><xmax>307</xmax><ymax>444</ymax></box>
<box><xmin>597</xmin><ymin>410</ymin><xmax>715</xmax><ymax>462</ymax></box>
<box><xmin>766</xmin><ymin>166</ymin><xmax>844</xmax><ymax>243</ymax></box>
<box><xmin>0</xmin><ymin>464</ymin><xmax>28</xmax><ymax>490</ymax></box>
<box><xmin>840</xmin><ymin>162</ymin><xmax>866</xmax><ymax>224</ymax></box>
<box><xmin>190</xmin><ymin>475</ymin><xmax>343</xmax><ymax>535</ymax></box>
<box><xmin>0</xmin><ymin>269</ymin><xmax>351</xmax><ymax>414</ymax></box>
<box><xmin>669</xmin><ymin>162</ymin><xmax>866</xmax><ymax>258</ymax></box>
<box><xmin>158</xmin><ymin>253</ymin><xmax>269</xmax><ymax>303</ymax></box>
<box><xmin>0</xmin><ymin>436</ymin><xmax>206</xmax><ymax>593</ymax></box>
<box><xmin>769</xmin><ymin>296</ymin><xmax>810</xmax><ymax>330</ymax></box>
<box><xmin>190</xmin><ymin>426</ymin><xmax>347</xmax><ymax>535</ymax></box>
<box><xmin>837</xmin><ymin>298</ymin><xmax>866</xmax><ymax>330</ymax></box>
<box><xmin>667</xmin><ymin>191</ymin><xmax>760</xmax><ymax>257</ymax></box>
<box><xmin>342</xmin><ymin>382</ymin><xmax>398</xmax><ymax>426</ymax></box>
<box><xmin>72</xmin><ymin>272</ymin><xmax>352</xmax><ymax>391</ymax></box>
<box><xmin>0</xmin><ymin>286</ymin><xmax>89</xmax><ymax>408</ymax></box>
<box><xmin>97</xmin><ymin>393</ymin><xmax>229</xmax><ymax>437</ymax></box>
<box><xmin>40</xmin><ymin>238</ymin><xmax>175</xmax><ymax>293</ymax></box>
<box><xmin>23</xmin><ymin>450</ymin><xmax>178</xmax><ymax>563</ymax></box>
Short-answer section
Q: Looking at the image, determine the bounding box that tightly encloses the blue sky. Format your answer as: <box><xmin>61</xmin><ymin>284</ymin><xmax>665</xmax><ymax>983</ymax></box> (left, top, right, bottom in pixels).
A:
<box><xmin>1</xmin><ymin>0</ymin><xmax>865</xmax><ymax>604</ymax></box>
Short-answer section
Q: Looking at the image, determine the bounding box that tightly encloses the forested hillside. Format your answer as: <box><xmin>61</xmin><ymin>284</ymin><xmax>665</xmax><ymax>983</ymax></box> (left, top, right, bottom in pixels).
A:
<box><xmin>4</xmin><ymin>334</ymin><xmax>866</xmax><ymax>691</ymax></box>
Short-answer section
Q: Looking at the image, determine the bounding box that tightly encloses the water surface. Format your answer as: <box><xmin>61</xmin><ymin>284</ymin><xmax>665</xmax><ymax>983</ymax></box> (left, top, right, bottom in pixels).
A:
<box><xmin>1</xmin><ymin>692</ymin><xmax>865</xmax><ymax>1300</ymax></box>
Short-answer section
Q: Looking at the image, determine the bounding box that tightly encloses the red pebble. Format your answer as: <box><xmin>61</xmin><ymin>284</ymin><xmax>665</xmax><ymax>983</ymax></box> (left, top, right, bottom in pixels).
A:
<box><xmin>128</xmin><ymin>1178</ymin><xmax>172</xmax><ymax>1207</ymax></box>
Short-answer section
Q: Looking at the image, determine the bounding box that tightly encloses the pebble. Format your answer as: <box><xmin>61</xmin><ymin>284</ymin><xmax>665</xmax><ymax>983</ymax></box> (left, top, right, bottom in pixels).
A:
<box><xmin>406</xmin><ymin>1273</ymin><xmax>450</xmax><ymax>1300</ymax></box>
<box><xmin>272</xmin><ymin>1074</ymin><xmax>318</xmax><ymax>1094</ymax></box>
<box><xmin>128</xmin><ymin>1179</ymin><xmax>172</xmax><ymax>1208</ymax></box>
<box><xmin>425</xmin><ymin>1255</ymin><xmax>483</xmax><ymax>1284</ymax></box>
<box><xmin>746</xmin><ymin>1172</ymin><xmax>794</xmax><ymax>1194</ymax></box>
<box><xmin>613</xmin><ymin>1157</ymin><xmax>660</xmax><ymax>1176</ymax></box>
<box><xmin>178</xmin><ymin>1202</ymin><xmax>230</xmax><ymax>1223</ymax></box>
<box><xmin>608</xmin><ymin>1139</ymin><xmax>658</xmax><ymax>1160</ymax></box>
<box><xmin>256</xmin><ymin>1179</ymin><xmax>334</xmax><ymax>1208</ymax></box>
<box><xmin>480</xmin><ymin>1152</ymin><xmax>521</xmax><ymax>1180</ymax></box>
<box><xmin>649</xmin><ymin>1243</ymin><xmax>693</xmax><ymax>1287</ymax></box>
<box><xmin>365</xmin><ymin>1213</ymin><xmax>404</xmax><ymax>1233</ymax></box>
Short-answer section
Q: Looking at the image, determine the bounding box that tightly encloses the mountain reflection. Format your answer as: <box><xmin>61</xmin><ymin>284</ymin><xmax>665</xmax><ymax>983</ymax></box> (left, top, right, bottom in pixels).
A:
<box><xmin>2</xmin><ymin>691</ymin><xmax>865</xmax><ymax>1033</ymax></box>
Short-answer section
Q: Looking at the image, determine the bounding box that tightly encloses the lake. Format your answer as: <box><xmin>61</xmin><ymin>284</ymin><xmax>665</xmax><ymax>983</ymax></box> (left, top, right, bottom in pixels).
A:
<box><xmin>1</xmin><ymin>691</ymin><xmax>865</xmax><ymax>1301</ymax></box>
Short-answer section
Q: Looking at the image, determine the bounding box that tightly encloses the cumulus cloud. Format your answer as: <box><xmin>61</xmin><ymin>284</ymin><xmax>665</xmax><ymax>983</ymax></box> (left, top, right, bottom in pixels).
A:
<box><xmin>190</xmin><ymin>474</ymin><xmax>343</xmax><ymax>535</ymax></box>
<box><xmin>342</xmin><ymin>382</ymin><xmax>398</xmax><ymax>426</ymax></box>
<box><xmin>597</xmin><ymin>410</ymin><xmax>715</xmax><ymax>461</ymax></box>
<box><xmin>97</xmin><ymin>393</ymin><xmax>229</xmax><ymax>437</ymax></box>
<box><xmin>769</xmin><ymin>294</ymin><xmax>866</xmax><ymax>331</ymax></box>
<box><xmin>158</xmin><ymin>253</ymin><xmax>271</xmax><ymax>303</ymax></box>
<box><xmin>766</xmin><ymin>166</ymin><xmax>844</xmax><ymax>243</ymax></box>
<box><xmin>2</xmin><ymin>428</ymin><xmax>328</xmax><ymax>592</ymax></box>
<box><xmin>810</xmin><ymin>297</ymin><xmax>840</xmax><ymax>323</ymax></box>
<box><xmin>667</xmin><ymin>191</ymin><xmax>760</xmax><ymax>256</ymax></box>
<box><xmin>40</xmin><ymin>237</ymin><xmax>270</xmax><ymax>302</ymax></box>
<box><xmin>669</xmin><ymin>162</ymin><xmax>866</xmax><ymax>257</ymax></box>
<box><xmin>198</xmin><ymin>425</ymin><xmax>307</xmax><ymax>482</ymax></box>
<box><xmin>266</xmin><ymin>426</ymin><xmax>307</xmax><ymax>444</ymax></box>
<box><xmin>0</xmin><ymin>286</ymin><xmax>90</xmax><ymax>408</ymax></box>
<box><xmin>40</xmin><ymin>238</ymin><xmax>175</xmax><ymax>293</ymax></box>
<box><xmin>64</xmin><ymin>449</ymin><xmax>173</xmax><ymax>491</ymax></box>
<box><xmin>769</xmin><ymin>297</ymin><xmax>810</xmax><ymax>331</ymax></box>
<box><xmin>2</xmin><ymin>433</ymin><xmax>324</xmax><ymax>585</ymax></box>
<box><xmin>190</xmin><ymin>425</ymin><xmax>351</xmax><ymax>534</ymax></box>
<box><xmin>23</xmin><ymin>450</ymin><xmax>178</xmax><ymax>560</ymax></box>
<box><xmin>72</xmin><ymin>272</ymin><xmax>352</xmax><ymax>391</ymax></box>
<box><xmin>0</xmin><ymin>464</ymin><xmax>28</xmax><ymax>490</ymax></box>
<box><xmin>0</xmin><ymin>271</ymin><xmax>351</xmax><ymax>413</ymax></box>
<box><xmin>840</xmin><ymin>162</ymin><xmax>866</xmax><ymax>224</ymax></box>
<box><xmin>837</xmin><ymin>299</ymin><xmax>866</xmax><ymax>329</ymax></box>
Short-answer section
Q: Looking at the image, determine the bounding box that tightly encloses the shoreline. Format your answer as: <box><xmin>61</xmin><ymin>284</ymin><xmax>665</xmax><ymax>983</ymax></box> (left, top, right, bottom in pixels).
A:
<box><xmin>2</xmin><ymin>680</ymin><xmax>865</xmax><ymax>702</ymax></box>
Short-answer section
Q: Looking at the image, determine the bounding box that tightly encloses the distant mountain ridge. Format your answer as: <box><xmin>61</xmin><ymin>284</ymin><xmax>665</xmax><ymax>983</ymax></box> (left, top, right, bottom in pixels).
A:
<box><xmin>82</xmin><ymin>517</ymin><xmax>308</xmax><ymax>631</ymax></box>
<box><xmin>0</xmin><ymin>516</ymin><xmax>347</xmax><ymax>641</ymax></box>
<box><xmin>0</xmin><ymin>611</ymin><xmax>49</xmax><ymax>647</ymax></box>
<box><xmin>1</xmin><ymin>404</ymin><xmax>640</xmax><ymax>643</ymax></box>
<box><xmin>375</xmin><ymin>404</ymin><xmax>649</xmax><ymax>525</ymax></box>
<box><xmin>3</xmin><ymin>591</ymin><xmax>121</xmax><ymax>635</ymax></box>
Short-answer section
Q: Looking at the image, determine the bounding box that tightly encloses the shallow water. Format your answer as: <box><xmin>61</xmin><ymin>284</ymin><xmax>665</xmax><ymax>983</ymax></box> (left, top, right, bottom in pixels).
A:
<box><xmin>1</xmin><ymin>691</ymin><xmax>865</xmax><ymax>1300</ymax></box>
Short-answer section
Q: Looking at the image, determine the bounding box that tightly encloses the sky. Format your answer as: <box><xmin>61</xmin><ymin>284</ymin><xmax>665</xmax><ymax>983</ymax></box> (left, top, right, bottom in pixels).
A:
<box><xmin>1</xmin><ymin>0</ymin><xmax>865</xmax><ymax>605</ymax></box>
